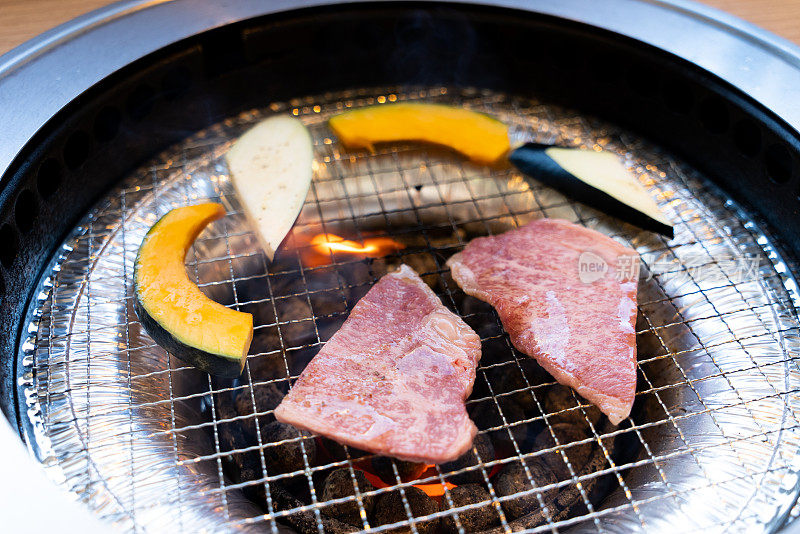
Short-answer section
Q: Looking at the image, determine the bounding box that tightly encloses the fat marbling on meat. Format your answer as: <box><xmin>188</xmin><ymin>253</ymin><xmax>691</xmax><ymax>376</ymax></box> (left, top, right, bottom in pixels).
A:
<box><xmin>274</xmin><ymin>264</ymin><xmax>481</xmax><ymax>463</ymax></box>
<box><xmin>446</xmin><ymin>219</ymin><xmax>639</xmax><ymax>425</ymax></box>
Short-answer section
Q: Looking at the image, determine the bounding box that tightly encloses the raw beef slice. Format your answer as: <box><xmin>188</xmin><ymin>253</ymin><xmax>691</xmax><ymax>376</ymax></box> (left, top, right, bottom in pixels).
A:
<box><xmin>274</xmin><ymin>264</ymin><xmax>482</xmax><ymax>463</ymax></box>
<box><xmin>446</xmin><ymin>218</ymin><xmax>639</xmax><ymax>424</ymax></box>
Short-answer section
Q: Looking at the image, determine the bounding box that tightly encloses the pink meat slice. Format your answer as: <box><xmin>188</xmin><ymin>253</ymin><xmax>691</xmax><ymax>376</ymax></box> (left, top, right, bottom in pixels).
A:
<box><xmin>274</xmin><ymin>264</ymin><xmax>481</xmax><ymax>463</ymax></box>
<box><xmin>446</xmin><ymin>219</ymin><xmax>639</xmax><ymax>425</ymax></box>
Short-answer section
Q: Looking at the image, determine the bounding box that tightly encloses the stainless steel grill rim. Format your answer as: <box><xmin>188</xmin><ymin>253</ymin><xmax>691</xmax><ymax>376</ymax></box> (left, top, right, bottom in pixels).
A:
<box><xmin>18</xmin><ymin>87</ymin><xmax>800</xmax><ymax>533</ymax></box>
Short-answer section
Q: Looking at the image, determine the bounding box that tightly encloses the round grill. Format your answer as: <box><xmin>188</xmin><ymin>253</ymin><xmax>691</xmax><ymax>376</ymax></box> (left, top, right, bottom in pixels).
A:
<box><xmin>18</xmin><ymin>87</ymin><xmax>800</xmax><ymax>533</ymax></box>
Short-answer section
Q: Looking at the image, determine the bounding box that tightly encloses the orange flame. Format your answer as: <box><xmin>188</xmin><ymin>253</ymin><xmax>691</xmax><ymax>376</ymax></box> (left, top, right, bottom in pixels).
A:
<box><xmin>303</xmin><ymin>233</ymin><xmax>404</xmax><ymax>266</ymax></box>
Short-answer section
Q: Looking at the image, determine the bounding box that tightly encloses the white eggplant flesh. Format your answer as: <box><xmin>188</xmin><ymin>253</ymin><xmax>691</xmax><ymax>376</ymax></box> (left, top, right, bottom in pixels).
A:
<box><xmin>226</xmin><ymin>116</ymin><xmax>314</xmax><ymax>261</ymax></box>
<box><xmin>509</xmin><ymin>144</ymin><xmax>673</xmax><ymax>237</ymax></box>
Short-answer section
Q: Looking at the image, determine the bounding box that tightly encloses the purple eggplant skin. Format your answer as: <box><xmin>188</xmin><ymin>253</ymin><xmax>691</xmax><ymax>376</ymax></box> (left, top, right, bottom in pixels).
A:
<box><xmin>509</xmin><ymin>143</ymin><xmax>673</xmax><ymax>239</ymax></box>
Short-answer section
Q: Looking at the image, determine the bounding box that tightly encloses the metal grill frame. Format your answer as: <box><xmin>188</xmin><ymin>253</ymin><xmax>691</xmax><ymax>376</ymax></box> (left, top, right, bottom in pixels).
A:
<box><xmin>19</xmin><ymin>87</ymin><xmax>800</xmax><ymax>534</ymax></box>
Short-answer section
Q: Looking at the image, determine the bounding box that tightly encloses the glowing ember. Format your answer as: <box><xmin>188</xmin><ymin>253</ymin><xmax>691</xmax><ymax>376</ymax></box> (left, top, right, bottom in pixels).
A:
<box><xmin>414</xmin><ymin>480</ymin><xmax>457</xmax><ymax>497</ymax></box>
<box><xmin>356</xmin><ymin>464</ymin><xmax>457</xmax><ymax>498</ymax></box>
<box><xmin>414</xmin><ymin>464</ymin><xmax>456</xmax><ymax>497</ymax></box>
<box><xmin>303</xmin><ymin>233</ymin><xmax>404</xmax><ymax>266</ymax></box>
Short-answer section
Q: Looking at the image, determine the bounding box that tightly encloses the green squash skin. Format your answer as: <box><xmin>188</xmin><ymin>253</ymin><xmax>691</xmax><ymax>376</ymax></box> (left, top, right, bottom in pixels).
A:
<box><xmin>133</xmin><ymin>212</ymin><xmax>245</xmax><ymax>379</ymax></box>
<box><xmin>132</xmin><ymin>294</ymin><xmax>244</xmax><ymax>378</ymax></box>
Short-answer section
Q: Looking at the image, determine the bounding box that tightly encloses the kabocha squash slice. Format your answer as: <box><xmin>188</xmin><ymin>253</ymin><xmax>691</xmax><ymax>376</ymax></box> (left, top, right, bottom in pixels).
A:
<box><xmin>134</xmin><ymin>203</ymin><xmax>253</xmax><ymax>377</ymax></box>
<box><xmin>328</xmin><ymin>102</ymin><xmax>510</xmax><ymax>165</ymax></box>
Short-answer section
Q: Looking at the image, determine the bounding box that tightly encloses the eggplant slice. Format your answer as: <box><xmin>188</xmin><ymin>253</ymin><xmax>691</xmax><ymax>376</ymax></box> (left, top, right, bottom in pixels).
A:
<box><xmin>509</xmin><ymin>143</ymin><xmax>674</xmax><ymax>238</ymax></box>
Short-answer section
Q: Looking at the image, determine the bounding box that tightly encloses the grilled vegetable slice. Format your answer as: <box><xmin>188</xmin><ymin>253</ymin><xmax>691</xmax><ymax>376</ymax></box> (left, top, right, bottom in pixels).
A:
<box><xmin>509</xmin><ymin>144</ymin><xmax>673</xmax><ymax>238</ymax></box>
<box><xmin>329</xmin><ymin>102</ymin><xmax>510</xmax><ymax>165</ymax></box>
<box><xmin>226</xmin><ymin>115</ymin><xmax>313</xmax><ymax>262</ymax></box>
<box><xmin>134</xmin><ymin>203</ymin><xmax>253</xmax><ymax>378</ymax></box>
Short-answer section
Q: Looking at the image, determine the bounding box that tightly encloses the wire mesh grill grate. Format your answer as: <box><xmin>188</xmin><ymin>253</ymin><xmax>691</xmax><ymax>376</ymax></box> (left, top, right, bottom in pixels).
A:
<box><xmin>18</xmin><ymin>87</ymin><xmax>800</xmax><ymax>534</ymax></box>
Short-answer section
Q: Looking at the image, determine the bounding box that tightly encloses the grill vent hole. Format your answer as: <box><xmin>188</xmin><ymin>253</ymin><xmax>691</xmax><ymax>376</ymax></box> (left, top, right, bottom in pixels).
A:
<box><xmin>698</xmin><ymin>96</ymin><xmax>729</xmax><ymax>134</ymax></box>
<box><xmin>37</xmin><ymin>158</ymin><xmax>62</xmax><ymax>199</ymax></box>
<box><xmin>0</xmin><ymin>224</ymin><xmax>19</xmax><ymax>267</ymax></box>
<box><xmin>127</xmin><ymin>84</ymin><xmax>156</xmax><ymax>121</ymax></box>
<box><xmin>765</xmin><ymin>144</ymin><xmax>793</xmax><ymax>184</ymax></box>
<box><xmin>94</xmin><ymin>106</ymin><xmax>121</xmax><ymax>143</ymax></box>
<box><xmin>15</xmin><ymin>190</ymin><xmax>38</xmax><ymax>234</ymax></box>
<box><xmin>63</xmin><ymin>131</ymin><xmax>91</xmax><ymax>170</ymax></box>
<box><xmin>733</xmin><ymin>119</ymin><xmax>762</xmax><ymax>158</ymax></box>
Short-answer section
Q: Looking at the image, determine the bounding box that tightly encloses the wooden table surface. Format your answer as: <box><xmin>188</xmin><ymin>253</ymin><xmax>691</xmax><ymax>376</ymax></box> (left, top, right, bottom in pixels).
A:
<box><xmin>1</xmin><ymin>0</ymin><xmax>799</xmax><ymax>56</ymax></box>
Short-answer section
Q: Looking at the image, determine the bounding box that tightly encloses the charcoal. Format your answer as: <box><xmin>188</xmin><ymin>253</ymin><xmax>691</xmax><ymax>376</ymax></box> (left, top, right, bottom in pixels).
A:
<box><xmin>229</xmin><ymin>446</ymin><xmax>306</xmax><ymax>508</ymax></box>
<box><xmin>321</xmin><ymin>468</ymin><xmax>377</xmax><ymax>526</ymax></box>
<box><xmin>261</xmin><ymin>421</ymin><xmax>317</xmax><ymax>474</ymax></box>
<box><xmin>441</xmin><ymin>484</ymin><xmax>499</xmax><ymax>533</ymax></box>
<box><xmin>539</xmin><ymin>384</ymin><xmax>602</xmax><ymax>427</ymax></box>
<box><xmin>217</xmin><ymin>417</ymin><xmax>253</xmax><ymax>454</ymax></box>
<box><xmin>237</xmin><ymin>451</ymin><xmax>268</xmax><ymax>505</ymax></box>
<box><xmin>214</xmin><ymin>388</ymin><xmax>239</xmax><ymax>420</ymax></box>
<box><xmin>469</xmin><ymin>398</ymin><xmax>532</xmax><ymax>452</ymax></box>
<box><xmin>247</xmin><ymin>352</ymin><xmax>289</xmax><ymax>383</ymax></box>
<box><xmin>439</xmin><ymin>432</ymin><xmax>494</xmax><ymax>484</ymax></box>
<box><xmin>215</xmin><ymin>388</ymin><xmax>258</xmax><ymax>468</ymax></box>
<box><xmin>372</xmin><ymin>486</ymin><xmax>439</xmax><ymax>534</ymax></box>
<box><xmin>516</xmin><ymin>358</ymin><xmax>553</xmax><ymax>395</ymax></box>
<box><xmin>231</xmin><ymin>448</ymin><xmax>263</xmax><ymax>481</ymax></box>
<box><xmin>231</xmin><ymin>437</ymin><xmax>311</xmax><ymax>506</ymax></box>
<box><xmin>371</xmin><ymin>456</ymin><xmax>427</xmax><ymax>483</ymax></box>
<box><xmin>533</xmin><ymin>423</ymin><xmax>593</xmax><ymax>481</ymax></box>
<box><xmin>495</xmin><ymin>460</ymin><xmax>556</xmax><ymax>520</ymax></box>
<box><xmin>234</xmin><ymin>381</ymin><xmax>285</xmax><ymax>422</ymax></box>
<box><xmin>270</xmin><ymin>480</ymin><xmax>357</xmax><ymax>534</ymax></box>
<box><xmin>321</xmin><ymin>437</ymin><xmax>369</xmax><ymax>462</ymax></box>
<box><xmin>488</xmin><ymin>359</ymin><xmax>550</xmax><ymax>414</ymax></box>
<box><xmin>504</xmin><ymin>389</ymin><xmax>540</xmax><ymax>417</ymax></box>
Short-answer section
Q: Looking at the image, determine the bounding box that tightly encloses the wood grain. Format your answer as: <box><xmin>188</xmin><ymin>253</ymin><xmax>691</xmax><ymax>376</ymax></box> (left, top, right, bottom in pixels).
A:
<box><xmin>0</xmin><ymin>0</ymin><xmax>798</xmax><ymax>56</ymax></box>
<box><xmin>0</xmin><ymin>0</ymin><xmax>114</xmax><ymax>55</ymax></box>
<box><xmin>702</xmin><ymin>0</ymin><xmax>800</xmax><ymax>44</ymax></box>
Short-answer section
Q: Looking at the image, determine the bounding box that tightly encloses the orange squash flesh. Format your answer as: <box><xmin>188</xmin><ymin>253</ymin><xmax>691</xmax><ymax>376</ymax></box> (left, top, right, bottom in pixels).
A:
<box><xmin>328</xmin><ymin>102</ymin><xmax>510</xmax><ymax>165</ymax></box>
<box><xmin>134</xmin><ymin>203</ymin><xmax>253</xmax><ymax>377</ymax></box>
